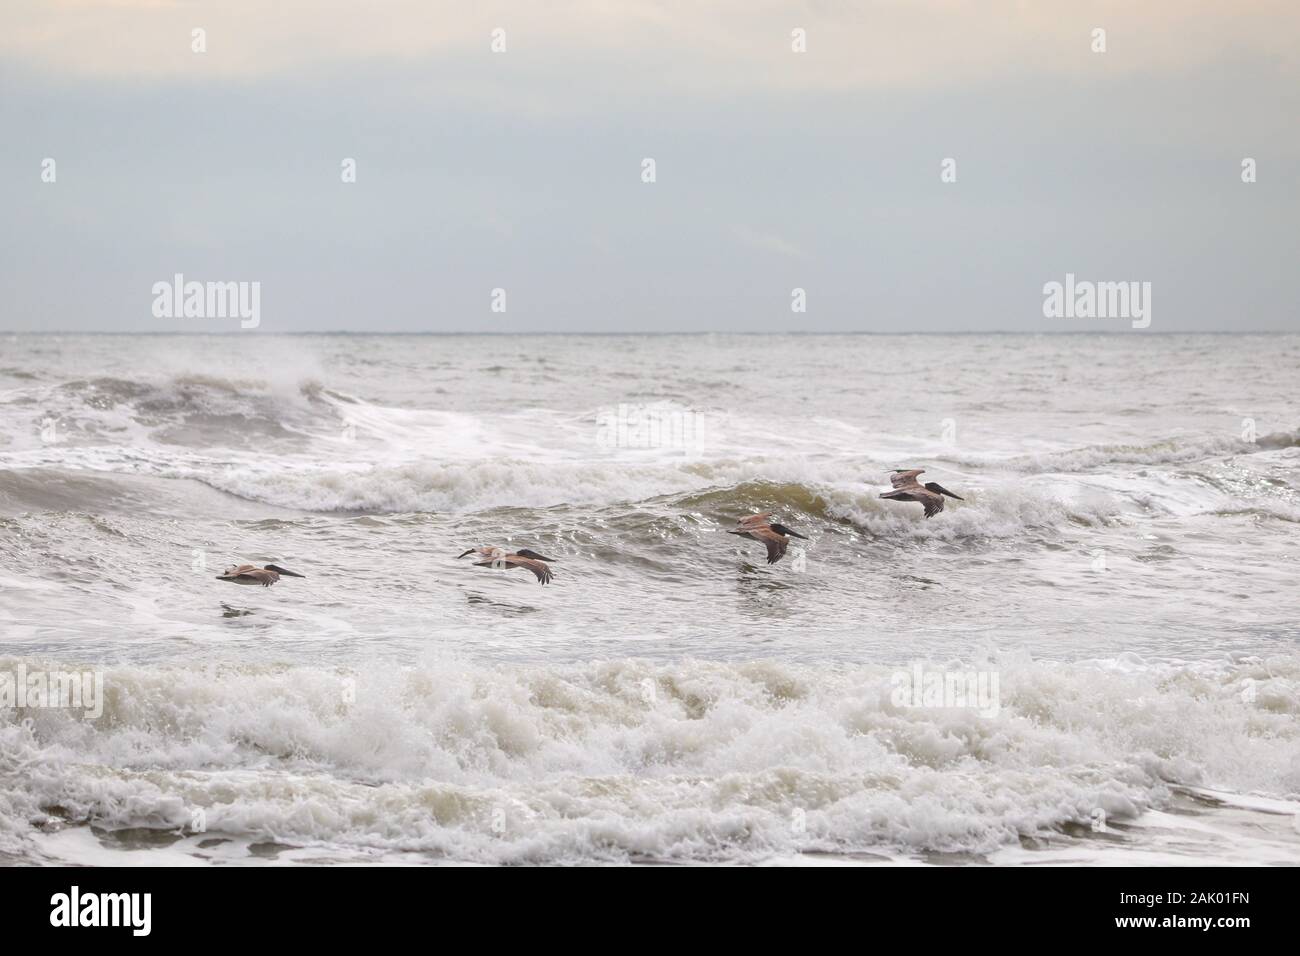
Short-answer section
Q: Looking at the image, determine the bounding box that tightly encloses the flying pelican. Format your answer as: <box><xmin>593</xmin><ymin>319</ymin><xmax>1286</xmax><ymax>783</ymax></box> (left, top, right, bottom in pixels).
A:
<box><xmin>728</xmin><ymin>513</ymin><xmax>808</xmax><ymax>565</ymax></box>
<box><xmin>216</xmin><ymin>564</ymin><xmax>306</xmax><ymax>587</ymax></box>
<box><xmin>879</xmin><ymin>469</ymin><xmax>964</xmax><ymax>518</ymax></box>
<box><xmin>456</xmin><ymin>547</ymin><xmax>556</xmax><ymax>585</ymax></box>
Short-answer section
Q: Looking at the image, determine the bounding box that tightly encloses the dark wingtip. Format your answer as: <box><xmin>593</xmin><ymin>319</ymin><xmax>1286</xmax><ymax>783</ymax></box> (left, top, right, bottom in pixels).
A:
<box><xmin>925</xmin><ymin>481</ymin><xmax>964</xmax><ymax>501</ymax></box>
<box><xmin>265</xmin><ymin>564</ymin><xmax>305</xmax><ymax>578</ymax></box>
<box><xmin>456</xmin><ymin>549</ymin><xmax>475</xmax><ymax>559</ymax></box>
<box><xmin>516</xmin><ymin>549</ymin><xmax>557</xmax><ymax>563</ymax></box>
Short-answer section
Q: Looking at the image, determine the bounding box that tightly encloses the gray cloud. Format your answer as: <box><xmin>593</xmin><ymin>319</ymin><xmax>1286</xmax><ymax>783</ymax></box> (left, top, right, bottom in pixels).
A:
<box><xmin>1</xmin><ymin>2</ymin><xmax>1297</xmax><ymax>332</ymax></box>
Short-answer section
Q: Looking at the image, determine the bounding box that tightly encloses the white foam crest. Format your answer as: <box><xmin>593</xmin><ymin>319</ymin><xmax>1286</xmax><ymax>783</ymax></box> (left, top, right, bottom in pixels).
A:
<box><xmin>1005</xmin><ymin>435</ymin><xmax>1277</xmax><ymax>473</ymax></box>
<box><xmin>823</xmin><ymin>477</ymin><xmax>1118</xmax><ymax>540</ymax></box>
<box><xmin>3</xmin><ymin>653</ymin><xmax>1297</xmax><ymax>863</ymax></box>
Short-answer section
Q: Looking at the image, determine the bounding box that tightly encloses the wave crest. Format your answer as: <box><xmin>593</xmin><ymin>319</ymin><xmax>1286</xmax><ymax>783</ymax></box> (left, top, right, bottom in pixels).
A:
<box><xmin>2</xmin><ymin>654</ymin><xmax>1296</xmax><ymax>864</ymax></box>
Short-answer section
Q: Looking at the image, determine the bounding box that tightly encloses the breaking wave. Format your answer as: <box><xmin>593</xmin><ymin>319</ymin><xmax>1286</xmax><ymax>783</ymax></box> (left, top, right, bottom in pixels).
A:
<box><xmin>1002</xmin><ymin>431</ymin><xmax>1300</xmax><ymax>474</ymax></box>
<box><xmin>2</xmin><ymin>653</ymin><xmax>1297</xmax><ymax>864</ymax></box>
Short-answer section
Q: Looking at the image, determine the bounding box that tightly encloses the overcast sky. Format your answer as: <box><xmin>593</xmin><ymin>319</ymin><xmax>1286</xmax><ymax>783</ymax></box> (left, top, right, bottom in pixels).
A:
<box><xmin>1</xmin><ymin>1</ymin><xmax>1297</xmax><ymax>333</ymax></box>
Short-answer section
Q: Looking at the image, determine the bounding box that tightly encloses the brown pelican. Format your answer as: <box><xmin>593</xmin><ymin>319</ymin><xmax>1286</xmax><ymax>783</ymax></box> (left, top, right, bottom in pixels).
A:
<box><xmin>457</xmin><ymin>547</ymin><xmax>556</xmax><ymax>585</ymax></box>
<box><xmin>879</xmin><ymin>469</ymin><xmax>964</xmax><ymax>518</ymax></box>
<box><xmin>728</xmin><ymin>513</ymin><xmax>808</xmax><ymax>565</ymax></box>
<box><xmin>216</xmin><ymin>564</ymin><xmax>306</xmax><ymax>587</ymax></box>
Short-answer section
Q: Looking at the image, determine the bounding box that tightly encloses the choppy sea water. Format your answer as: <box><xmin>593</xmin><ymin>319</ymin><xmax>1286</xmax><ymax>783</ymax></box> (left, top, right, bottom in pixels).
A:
<box><xmin>1</xmin><ymin>333</ymin><xmax>1297</xmax><ymax>865</ymax></box>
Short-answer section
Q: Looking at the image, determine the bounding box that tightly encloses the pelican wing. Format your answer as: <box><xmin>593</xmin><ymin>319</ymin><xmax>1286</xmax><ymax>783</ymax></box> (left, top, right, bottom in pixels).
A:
<box><xmin>508</xmin><ymin>556</ymin><xmax>554</xmax><ymax>584</ymax></box>
<box><xmin>474</xmin><ymin>555</ymin><xmax>554</xmax><ymax>584</ymax></box>
<box><xmin>753</xmin><ymin>527</ymin><xmax>790</xmax><ymax>564</ymax></box>
<box><xmin>919</xmin><ymin>490</ymin><xmax>944</xmax><ymax>518</ymax></box>
<box><xmin>736</xmin><ymin>513</ymin><xmax>773</xmax><ymax>529</ymax></box>
<box><xmin>890</xmin><ymin>469</ymin><xmax>925</xmax><ymax>489</ymax></box>
<box><xmin>219</xmin><ymin>567</ymin><xmax>279</xmax><ymax>586</ymax></box>
<box><xmin>880</xmin><ymin>485</ymin><xmax>944</xmax><ymax>518</ymax></box>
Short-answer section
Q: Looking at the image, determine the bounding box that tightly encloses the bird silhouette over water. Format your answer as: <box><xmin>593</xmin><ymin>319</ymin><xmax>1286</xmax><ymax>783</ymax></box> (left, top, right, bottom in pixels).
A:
<box><xmin>457</xmin><ymin>546</ymin><xmax>557</xmax><ymax>584</ymax></box>
<box><xmin>879</xmin><ymin>469</ymin><xmax>964</xmax><ymax>518</ymax></box>
<box><xmin>728</xmin><ymin>513</ymin><xmax>808</xmax><ymax>565</ymax></box>
<box><xmin>216</xmin><ymin>564</ymin><xmax>306</xmax><ymax>587</ymax></box>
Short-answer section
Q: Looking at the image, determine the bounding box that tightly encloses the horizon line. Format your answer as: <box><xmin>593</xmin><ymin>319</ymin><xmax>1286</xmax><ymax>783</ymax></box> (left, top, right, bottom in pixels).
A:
<box><xmin>3</xmin><ymin>329</ymin><xmax>1295</xmax><ymax>337</ymax></box>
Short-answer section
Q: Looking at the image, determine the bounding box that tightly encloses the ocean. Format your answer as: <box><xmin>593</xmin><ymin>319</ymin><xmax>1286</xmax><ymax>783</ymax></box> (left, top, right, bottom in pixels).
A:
<box><xmin>1</xmin><ymin>332</ymin><xmax>1297</xmax><ymax>865</ymax></box>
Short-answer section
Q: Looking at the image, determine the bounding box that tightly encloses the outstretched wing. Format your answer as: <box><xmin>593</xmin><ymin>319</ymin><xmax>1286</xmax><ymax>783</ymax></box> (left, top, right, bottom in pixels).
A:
<box><xmin>509</xmin><ymin>556</ymin><xmax>554</xmax><ymax>584</ymax></box>
<box><xmin>879</xmin><ymin>490</ymin><xmax>917</xmax><ymax>502</ymax></box>
<box><xmin>736</xmin><ymin>512</ymin><xmax>773</xmax><ymax>530</ymax></box>
<box><xmin>477</xmin><ymin>556</ymin><xmax>554</xmax><ymax>584</ymax></box>
<box><xmin>219</xmin><ymin>567</ymin><xmax>278</xmax><ymax>586</ymax></box>
<box><xmin>754</xmin><ymin>527</ymin><xmax>789</xmax><ymax>564</ymax></box>
<box><xmin>917</xmin><ymin>490</ymin><xmax>944</xmax><ymax>518</ymax></box>
<box><xmin>879</xmin><ymin>486</ymin><xmax>944</xmax><ymax>517</ymax></box>
<box><xmin>890</xmin><ymin>469</ymin><xmax>925</xmax><ymax>489</ymax></box>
